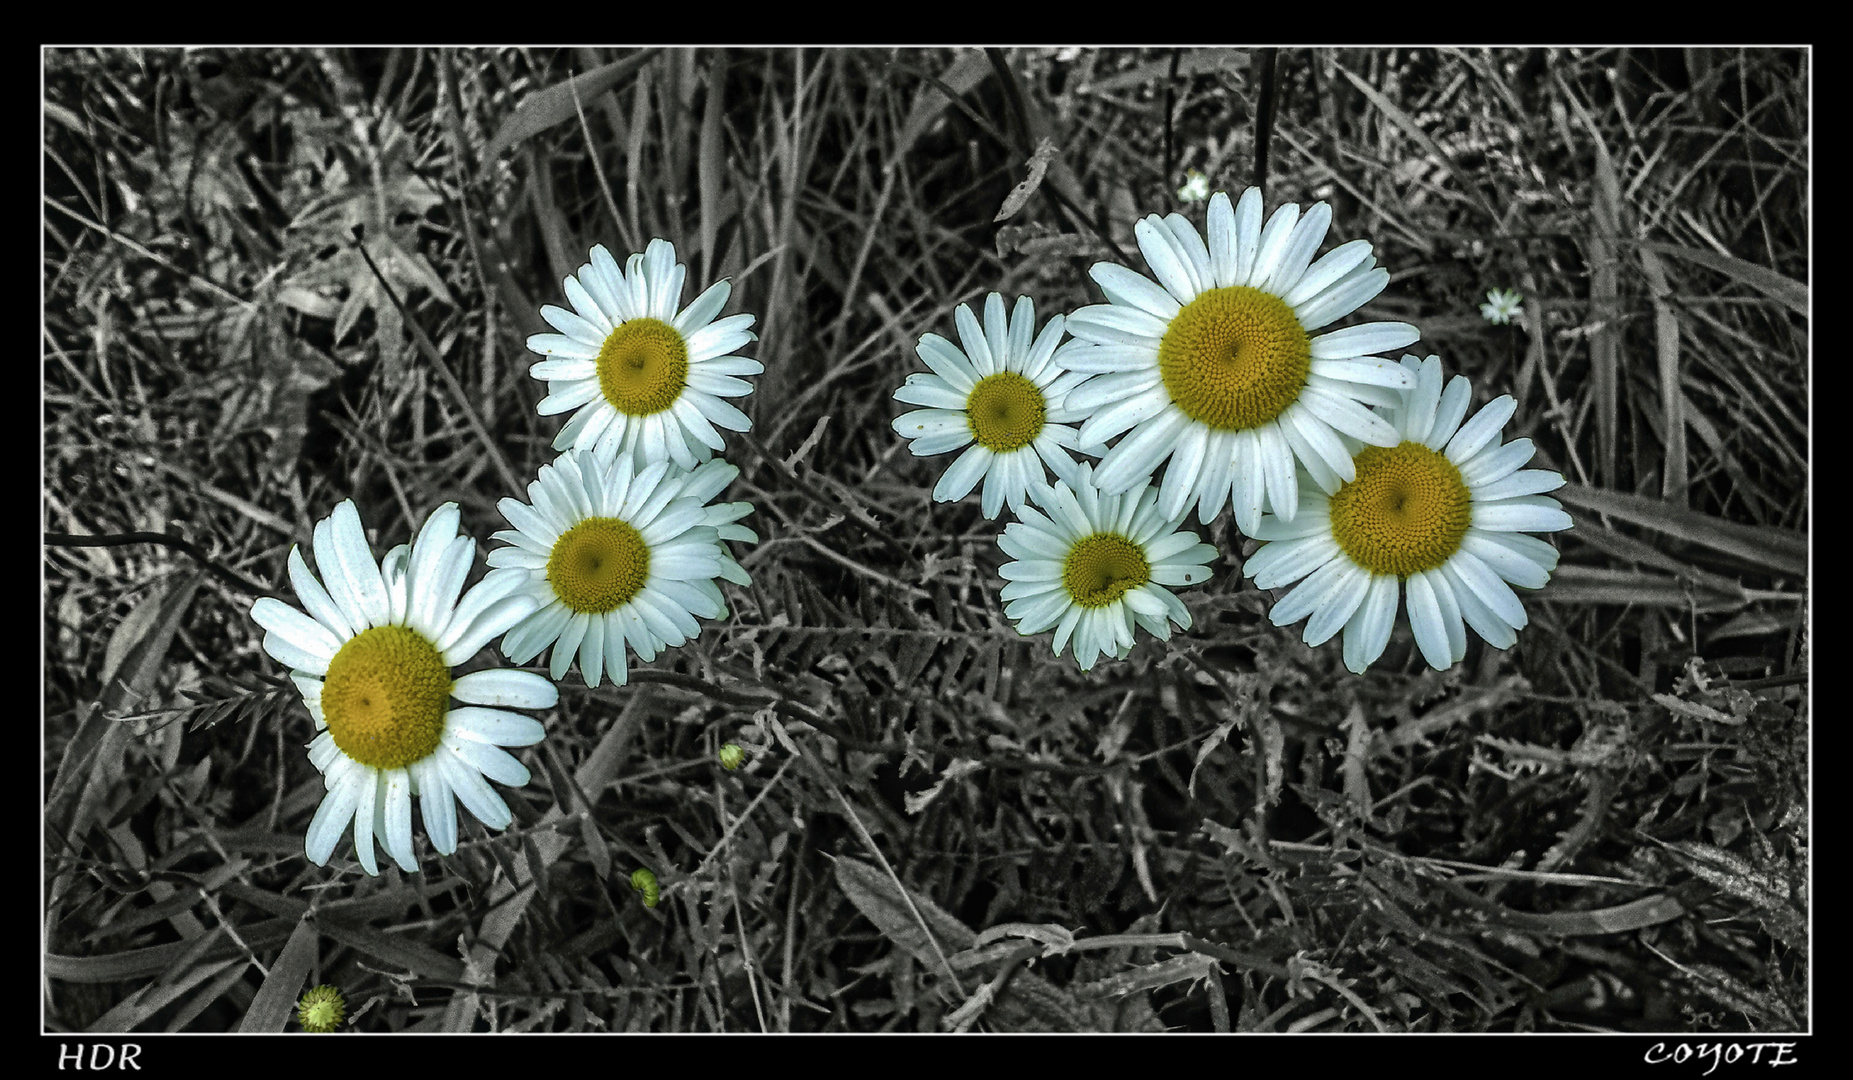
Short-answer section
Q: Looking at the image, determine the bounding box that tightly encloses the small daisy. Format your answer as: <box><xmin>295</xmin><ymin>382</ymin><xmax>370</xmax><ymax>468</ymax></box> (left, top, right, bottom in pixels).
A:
<box><xmin>997</xmin><ymin>463</ymin><xmax>1218</xmax><ymax>671</ymax></box>
<box><xmin>487</xmin><ymin>447</ymin><xmax>750</xmax><ymax>688</ymax></box>
<box><xmin>250</xmin><ymin>501</ymin><xmax>556</xmax><ymax>876</ymax></box>
<box><xmin>527</xmin><ymin>239</ymin><xmax>761</xmax><ymax>470</ymax></box>
<box><xmin>1480</xmin><ymin>288</ymin><xmax>1524</xmax><ymax>325</ymax></box>
<box><xmin>1058</xmin><ymin>187</ymin><xmax>1422</xmax><ymax>534</ymax></box>
<box><xmin>891</xmin><ymin>293</ymin><xmax>1092</xmax><ymax>518</ymax></box>
<box><xmin>1178</xmin><ymin>170</ymin><xmax>1211</xmax><ymax>202</ymax></box>
<box><xmin>1242</xmin><ymin>355</ymin><xmax>1573</xmax><ymax>674</ymax></box>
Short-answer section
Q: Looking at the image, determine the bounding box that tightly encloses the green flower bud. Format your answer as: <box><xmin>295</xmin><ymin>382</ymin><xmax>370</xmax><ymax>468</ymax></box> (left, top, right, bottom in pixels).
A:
<box><xmin>297</xmin><ymin>984</ymin><xmax>346</xmax><ymax>1033</ymax></box>
<box><xmin>719</xmin><ymin>743</ymin><xmax>746</xmax><ymax>770</ymax></box>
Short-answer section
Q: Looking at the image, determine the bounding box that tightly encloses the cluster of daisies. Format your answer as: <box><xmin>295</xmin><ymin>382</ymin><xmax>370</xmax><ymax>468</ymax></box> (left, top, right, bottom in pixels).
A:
<box><xmin>892</xmin><ymin>186</ymin><xmax>1571</xmax><ymax>675</ymax></box>
<box><xmin>253</xmin><ymin>239</ymin><xmax>761</xmax><ymax>876</ymax></box>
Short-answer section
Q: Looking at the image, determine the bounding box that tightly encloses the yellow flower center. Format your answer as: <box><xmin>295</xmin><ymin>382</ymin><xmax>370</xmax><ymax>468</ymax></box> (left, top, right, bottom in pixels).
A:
<box><xmin>597</xmin><ymin>317</ymin><xmax>688</xmax><ymax>416</ymax></box>
<box><xmin>1157</xmin><ymin>285</ymin><xmax>1312</xmax><ymax>430</ymax></box>
<box><xmin>1062</xmin><ymin>533</ymin><xmax>1152</xmax><ymax>609</ymax></box>
<box><xmin>547</xmin><ymin>517</ymin><xmax>651</xmax><ymax>613</ymax></box>
<box><xmin>965</xmin><ymin>371</ymin><xmax>1046</xmax><ymax>452</ymax></box>
<box><xmin>321</xmin><ymin>626</ymin><xmax>452</xmax><ymax>771</ymax></box>
<box><xmin>1328</xmin><ymin>441</ymin><xmax>1473</xmax><ymax>578</ymax></box>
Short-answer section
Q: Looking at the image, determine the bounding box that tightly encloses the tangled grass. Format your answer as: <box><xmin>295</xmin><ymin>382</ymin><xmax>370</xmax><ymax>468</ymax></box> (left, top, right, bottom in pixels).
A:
<box><xmin>44</xmin><ymin>46</ymin><xmax>1807</xmax><ymax>1033</ymax></box>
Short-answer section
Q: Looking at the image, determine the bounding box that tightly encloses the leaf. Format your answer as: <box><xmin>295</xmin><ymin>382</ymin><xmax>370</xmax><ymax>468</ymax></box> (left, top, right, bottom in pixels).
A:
<box><xmin>1638</xmin><ymin>240</ymin><xmax>1807</xmax><ymax>317</ymax></box>
<box><xmin>1660</xmin><ymin>841</ymin><xmax>1805</xmax><ymax>949</ymax></box>
<box><xmin>87</xmin><ymin>958</ymin><xmax>245</xmax><ymax>1033</ymax></box>
<box><xmin>1653</xmin><ymin>693</ymin><xmax>1742</xmax><ymax>726</ymax></box>
<box><xmin>903</xmin><ymin>758</ymin><xmax>982</xmax><ymax>815</ymax></box>
<box><xmin>1555</xmin><ymin>484</ymin><xmax>1807</xmax><ymax>578</ymax></box>
<box><xmin>896</xmin><ymin>50</ymin><xmax>992</xmax><ymax>155</ymax></box>
<box><xmin>1490</xmin><ymin>893</ymin><xmax>1687</xmax><ymax>936</ymax></box>
<box><xmin>834</xmin><ymin>857</ymin><xmax>974</xmax><ymax>983</ymax></box>
<box><xmin>311</xmin><ymin>914</ymin><xmax>465</xmax><ymax>984</ymax></box>
<box><xmin>1637</xmin><ymin>246</ymin><xmax>1690</xmax><ymax>503</ymax></box>
<box><xmin>237</xmin><ymin>916</ymin><xmax>320</xmax><ymax>1032</ymax></box>
<box><xmin>1077</xmin><ymin>49</ymin><xmax>1248</xmax><ymax>94</ymax></box>
<box><xmin>1540</xmin><ymin>565</ymin><xmax>1749</xmax><ymax>612</ymax></box>
<box><xmin>48</xmin><ymin>573</ymin><xmax>203</xmax><ymax>840</ymax></box>
<box><xmin>48</xmin><ymin>918</ymin><xmax>296</xmax><ymax>984</ymax></box>
<box><xmin>1076</xmin><ymin>953</ymin><xmax>1221</xmax><ymax>1000</ymax></box>
<box><xmin>993</xmin><ymin>137</ymin><xmax>1060</xmax><ymax>223</ymax></box>
<box><xmin>482</xmin><ymin>50</ymin><xmax>661</xmax><ymax>162</ymax></box>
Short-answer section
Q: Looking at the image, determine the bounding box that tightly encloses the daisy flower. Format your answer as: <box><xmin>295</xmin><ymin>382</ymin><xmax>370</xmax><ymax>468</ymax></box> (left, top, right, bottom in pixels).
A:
<box><xmin>1058</xmin><ymin>187</ymin><xmax>1422</xmax><ymax>534</ymax></box>
<box><xmin>1242</xmin><ymin>355</ymin><xmax>1573</xmax><ymax>674</ymax></box>
<box><xmin>527</xmin><ymin>239</ymin><xmax>760</xmax><ymax>470</ymax></box>
<box><xmin>1480</xmin><ymin>287</ymin><xmax>1524</xmax><ymax>325</ymax></box>
<box><xmin>891</xmin><ymin>293</ymin><xmax>1092</xmax><ymax>518</ymax></box>
<box><xmin>997</xmin><ymin>463</ymin><xmax>1218</xmax><ymax>671</ymax></box>
<box><xmin>250</xmin><ymin>501</ymin><xmax>556</xmax><ymax>876</ymax></box>
<box><xmin>487</xmin><ymin>447</ymin><xmax>751</xmax><ymax>688</ymax></box>
<box><xmin>1178</xmin><ymin>170</ymin><xmax>1211</xmax><ymax>203</ymax></box>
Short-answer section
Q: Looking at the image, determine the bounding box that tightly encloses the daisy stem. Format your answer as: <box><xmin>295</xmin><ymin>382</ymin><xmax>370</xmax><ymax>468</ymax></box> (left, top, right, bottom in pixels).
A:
<box><xmin>44</xmin><ymin>530</ymin><xmax>279</xmax><ymax>598</ymax></box>
<box><xmin>1253</xmin><ymin>47</ymin><xmax>1282</xmax><ymax>200</ymax></box>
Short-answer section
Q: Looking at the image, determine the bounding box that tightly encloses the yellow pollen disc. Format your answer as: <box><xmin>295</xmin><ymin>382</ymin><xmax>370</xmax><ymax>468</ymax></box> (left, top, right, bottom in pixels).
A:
<box><xmin>1157</xmin><ymin>285</ymin><xmax>1312</xmax><ymax>430</ymax></box>
<box><xmin>1062</xmin><ymin>533</ymin><xmax>1152</xmax><ymax>609</ymax></box>
<box><xmin>321</xmin><ymin>626</ymin><xmax>452</xmax><ymax>771</ymax></box>
<box><xmin>597</xmin><ymin>317</ymin><xmax>689</xmax><ymax>416</ymax></box>
<box><xmin>1328</xmin><ymin>441</ymin><xmax>1473</xmax><ymax>578</ymax></box>
<box><xmin>548</xmin><ymin>517</ymin><xmax>651</xmax><ymax>614</ymax></box>
<box><xmin>965</xmin><ymin>371</ymin><xmax>1046</xmax><ymax>452</ymax></box>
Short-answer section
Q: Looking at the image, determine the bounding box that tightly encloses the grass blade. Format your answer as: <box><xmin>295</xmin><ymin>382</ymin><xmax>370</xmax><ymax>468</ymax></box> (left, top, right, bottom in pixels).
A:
<box><xmin>1556</xmin><ymin>484</ymin><xmax>1807</xmax><ymax>578</ymax></box>
<box><xmin>481</xmin><ymin>49</ymin><xmax>659</xmax><ymax>162</ymax></box>
<box><xmin>1639</xmin><ymin>240</ymin><xmax>1807</xmax><ymax>318</ymax></box>
<box><xmin>236</xmin><ymin>916</ymin><xmax>320</xmax><ymax>1032</ymax></box>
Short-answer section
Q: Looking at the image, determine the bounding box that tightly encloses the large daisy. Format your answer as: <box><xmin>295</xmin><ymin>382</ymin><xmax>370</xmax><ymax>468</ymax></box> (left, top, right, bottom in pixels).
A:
<box><xmin>250</xmin><ymin>501</ymin><xmax>556</xmax><ymax>876</ymax></box>
<box><xmin>997</xmin><ymin>464</ymin><xmax>1218</xmax><ymax>671</ymax></box>
<box><xmin>1058</xmin><ymin>187</ymin><xmax>1422</xmax><ymax>534</ymax></box>
<box><xmin>1242</xmin><ymin>355</ymin><xmax>1573</xmax><ymax>674</ymax></box>
<box><xmin>487</xmin><ymin>447</ymin><xmax>750</xmax><ymax>688</ymax></box>
<box><xmin>527</xmin><ymin>239</ymin><xmax>760</xmax><ymax>470</ymax></box>
<box><xmin>890</xmin><ymin>293</ymin><xmax>1092</xmax><ymax>518</ymax></box>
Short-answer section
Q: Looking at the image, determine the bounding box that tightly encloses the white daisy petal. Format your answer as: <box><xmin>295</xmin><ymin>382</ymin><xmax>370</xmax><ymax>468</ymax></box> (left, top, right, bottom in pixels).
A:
<box><xmin>447</xmin><ymin>706</ymin><xmax>547</xmax><ymax>748</ymax></box>
<box><xmin>1310</xmin><ymin>322</ymin><xmax>1423</xmax><ymax>361</ymax></box>
<box><xmin>1247</xmin><ymin>202</ymin><xmax>1301</xmax><ymax>288</ymax></box>
<box><xmin>1090</xmin><ymin>262</ymin><xmax>1181</xmax><ymax>321</ymax></box>
<box><xmin>1294</xmin><ymin>267</ymin><xmax>1390</xmax><ymax>331</ymax></box>
<box><xmin>413</xmin><ymin>758</ymin><xmax>458</xmax><ymax>856</ymax></box>
<box><xmin>1341</xmin><ymin>574</ymin><xmax>1400</xmax><ymax>675</ymax></box>
<box><xmin>1282</xmin><ymin>238</ymin><xmax>1374</xmax><ymax>309</ymax></box>
<box><xmin>251</xmin><ymin>598</ymin><xmax>343</xmax><ymax>664</ymax></box>
<box><xmin>1425</xmin><ymin>375</ymin><xmax>1475</xmax><ymax>450</ymax></box>
<box><xmin>1264</xmin><ymin>200</ymin><xmax>1331</xmax><ymax>296</ymax></box>
<box><xmin>1472</xmin><ymin>496</ymin><xmax>1574</xmax><ymax>534</ymax></box>
<box><xmin>1445</xmin><ymin>396</ymin><xmax>1519</xmax><ymax>465</ymax></box>
<box><xmin>452</xmin><ymin>669</ymin><xmax>560</xmax><ymax>710</ymax></box>
<box><xmin>306</xmin><ymin>768</ymin><xmax>365</xmax><ymax>866</ymax></box>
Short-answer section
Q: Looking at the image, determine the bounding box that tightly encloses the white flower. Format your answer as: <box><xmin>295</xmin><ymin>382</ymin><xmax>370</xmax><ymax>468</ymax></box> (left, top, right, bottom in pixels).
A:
<box><xmin>1480</xmin><ymin>288</ymin><xmax>1523</xmax><ymax>325</ymax></box>
<box><xmin>251</xmin><ymin>501</ymin><xmax>556</xmax><ymax>876</ymax></box>
<box><xmin>1178</xmin><ymin>171</ymin><xmax>1211</xmax><ymax>202</ymax></box>
<box><xmin>487</xmin><ymin>447</ymin><xmax>751</xmax><ymax>688</ymax></box>
<box><xmin>1058</xmin><ymin>186</ymin><xmax>1422</xmax><ymax>534</ymax></box>
<box><xmin>891</xmin><ymin>293</ymin><xmax>1093</xmax><ymax>518</ymax></box>
<box><xmin>997</xmin><ymin>463</ymin><xmax>1218</xmax><ymax>671</ymax></box>
<box><xmin>526</xmin><ymin>239</ymin><xmax>760</xmax><ymax>470</ymax></box>
<box><xmin>1243</xmin><ymin>355</ymin><xmax>1573</xmax><ymax>674</ymax></box>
